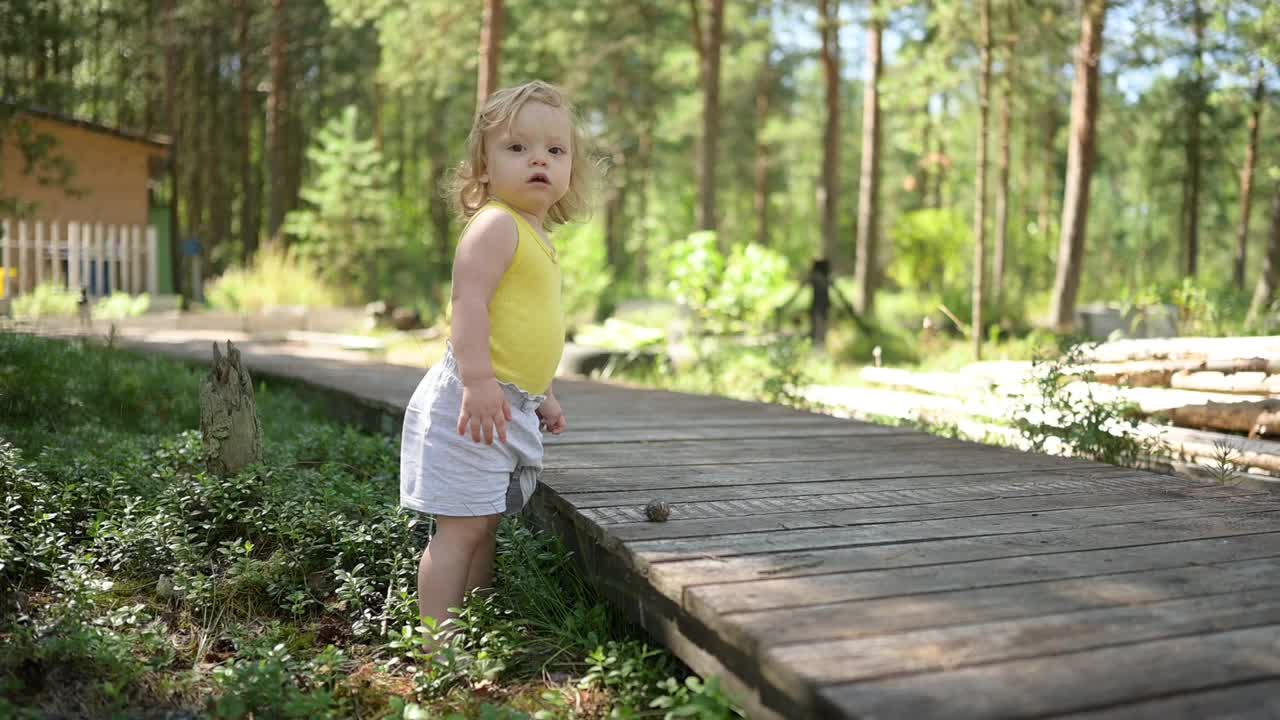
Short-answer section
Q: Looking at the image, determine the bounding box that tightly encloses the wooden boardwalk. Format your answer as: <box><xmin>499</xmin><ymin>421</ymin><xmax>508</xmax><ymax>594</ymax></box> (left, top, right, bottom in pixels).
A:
<box><xmin>101</xmin><ymin>331</ymin><xmax>1280</xmax><ymax>719</ymax></box>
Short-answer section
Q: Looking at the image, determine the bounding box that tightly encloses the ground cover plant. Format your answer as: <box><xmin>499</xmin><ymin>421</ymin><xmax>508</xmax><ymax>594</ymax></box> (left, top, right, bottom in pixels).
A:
<box><xmin>0</xmin><ymin>332</ymin><xmax>743</xmax><ymax>719</ymax></box>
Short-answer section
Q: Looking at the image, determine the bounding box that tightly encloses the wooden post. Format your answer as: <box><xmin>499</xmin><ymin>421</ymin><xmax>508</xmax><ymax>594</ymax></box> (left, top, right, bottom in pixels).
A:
<box><xmin>17</xmin><ymin>221</ymin><xmax>28</xmax><ymax>296</ymax></box>
<box><xmin>114</xmin><ymin>226</ymin><xmax>127</xmax><ymax>295</ymax></box>
<box><xmin>34</xmin><ymin>221</ymin><xmax>45</xmax><ymax>287</ymax></box>
<box><xmin>50</xmin><ymin>222</ymin><xmax>63</xmax><ymax>288</ymax></box>
<box><xmin>68</xmin><ymin>222</ymin><xmax>81</xmax><ymax>292</ymax></box>
<box><xmin>95</xmin><ymin>223</ymin><xmax>107</xmax><ymax>297</ymax></box>
<box><xmin>1</xmin><ymin>220</ymin><xmax>10</xmax><ymax>299</ymax></box>
<box><xmin>132</xmin><ymin>226</ymin><xmax>143</xmax><ymax>293</ymax></box>
<box><xmin>147</xmin><ymin>226</ymin><xmax>159</xmax><ymax>295</ymax></box>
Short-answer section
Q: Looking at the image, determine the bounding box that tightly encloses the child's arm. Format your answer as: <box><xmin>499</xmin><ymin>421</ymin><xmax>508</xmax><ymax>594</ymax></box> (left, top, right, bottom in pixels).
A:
<box><xmin>451</xmin><ymin>209</ymin><xmax>519</xmax><ymax>445</ymax></box>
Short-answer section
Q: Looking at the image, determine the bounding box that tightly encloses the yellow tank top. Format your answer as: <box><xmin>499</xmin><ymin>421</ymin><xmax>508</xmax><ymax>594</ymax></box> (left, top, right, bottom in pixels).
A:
<box><xmin>463</xmin><ymin>200</ymin><xmax>564</xmax><ymax>394</ymax></box>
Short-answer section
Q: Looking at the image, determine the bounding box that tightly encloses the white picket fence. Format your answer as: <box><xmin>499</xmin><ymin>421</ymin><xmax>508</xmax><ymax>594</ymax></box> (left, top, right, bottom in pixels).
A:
<box><xmin>0</xmin><ymin>219</ymin><xmax>158</xmax><ymax>300</ymax></box>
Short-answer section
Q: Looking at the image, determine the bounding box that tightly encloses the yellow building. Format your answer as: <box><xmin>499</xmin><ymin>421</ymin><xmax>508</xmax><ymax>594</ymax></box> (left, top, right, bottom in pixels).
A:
<box><xmin>1</xmin><ymin>105</ymin><xmax>172</xmax><ymax>299</ymax></box>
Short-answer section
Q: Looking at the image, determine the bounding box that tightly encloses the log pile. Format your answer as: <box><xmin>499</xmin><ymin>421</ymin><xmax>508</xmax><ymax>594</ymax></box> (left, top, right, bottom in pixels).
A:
<box><xmin>822</xmin><ymin>335</ymin><xmax>1280</xmax><ymax>484</ymax></box>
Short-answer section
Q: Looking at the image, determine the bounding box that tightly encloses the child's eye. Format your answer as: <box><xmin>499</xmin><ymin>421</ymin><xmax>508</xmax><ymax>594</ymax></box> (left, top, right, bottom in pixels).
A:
<box><xmin>508</xmin><ymin>143</ymin><xmax>525</xmax><ymax>152</ymax></box>
<box><xmin>549</xmin><ymin>146</ymin><xmax>566</xmax><ymax>155</ymax></box>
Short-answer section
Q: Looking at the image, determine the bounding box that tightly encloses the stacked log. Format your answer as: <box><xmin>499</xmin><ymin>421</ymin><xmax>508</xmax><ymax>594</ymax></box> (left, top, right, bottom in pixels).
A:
<box><xmin>840</xmin><ymin>335</ymin><xmax>1280</xmax><ymax>483</ymax></box>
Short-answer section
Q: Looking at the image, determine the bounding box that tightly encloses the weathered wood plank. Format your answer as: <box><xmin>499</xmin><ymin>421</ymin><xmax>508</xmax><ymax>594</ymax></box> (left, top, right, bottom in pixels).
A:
<box><xmin>621</xmin><ymin>498</ymin><xmax>1280</xmax><ymax>566</ymax></box>
<box><xmin>768</xmin><ymin>590</ymin><xmax>1280</xmax><ymax>685</ymax></box>
<box><xmin>598</xmin><ymin>484</ymin><xmax>1259</xmax><ymax>541</ymax></box>
<box><xmin>544</xmin><ymin>421</ymin><xmax>914</xmax><ymax>445</ymax></box>
<box><xmin>730</xmin><ymin>554</ymin><xmax>1280</xmax><ymax>649</ymax></box>
<box><xmin>687</xmin><ymin>529</ymin><xmax>1280</xmax><ymax>618</ymax></box>
<box><xmin>546</xmin><ymin>431</ymin><xmax>943</xmax><ymax>469</ymax></box>
<box><xmin>544</xmin><ymin>453</ymin><xmax>1124</xmax><ymax>494</ymax></box>
<box><xmin>580</xmin><ymin>473</ymin><xmax>1196</xmax><ymax>523</ymax></box>
<box><xmin>1057</xmin><ymin>679</ymin><xmax>1280</xmax><ymax>719</ymax></box>
<box><xmin>820</xmin><ymin>624</ymin><xmax>1280</xmax><ymax>720</ymax></box>
<box><xmin>645</xmin><ymin>516</ymin><xmax>1280</xmax><ymax>601</ymax></box>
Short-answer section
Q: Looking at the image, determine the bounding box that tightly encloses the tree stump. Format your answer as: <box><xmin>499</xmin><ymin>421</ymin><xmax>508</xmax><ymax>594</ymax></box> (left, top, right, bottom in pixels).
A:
<box><xmin>200</xmin><ymin>340</ymin><xmax>263</xmax><ymax>476</ymax></box>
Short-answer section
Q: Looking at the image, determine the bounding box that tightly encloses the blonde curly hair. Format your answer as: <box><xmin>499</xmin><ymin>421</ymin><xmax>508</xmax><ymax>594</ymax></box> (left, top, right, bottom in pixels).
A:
<box><xmin>446</xmin><ymin>80</ymin><xmax>596</xmax><ymax>227</ymax></box>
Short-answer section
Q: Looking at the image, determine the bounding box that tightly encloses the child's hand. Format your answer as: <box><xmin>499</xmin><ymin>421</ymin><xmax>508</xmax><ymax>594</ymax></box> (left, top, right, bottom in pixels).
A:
<box><xmin>458</xmin><ymin>379</ymin><xmax>513</xmax><ymax>445</ymax></box>
<box><xmin>537</xmin><ymin>395</ymin><xmax>567</xmax><ymax>435</ymax></box>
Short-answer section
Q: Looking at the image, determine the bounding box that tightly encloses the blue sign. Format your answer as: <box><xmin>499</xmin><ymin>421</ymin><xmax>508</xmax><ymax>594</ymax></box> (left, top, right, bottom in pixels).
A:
<box><xmin>182</xmin><ymin>237</ymin><xmax>203</xmax><ymax>257</ymax></box>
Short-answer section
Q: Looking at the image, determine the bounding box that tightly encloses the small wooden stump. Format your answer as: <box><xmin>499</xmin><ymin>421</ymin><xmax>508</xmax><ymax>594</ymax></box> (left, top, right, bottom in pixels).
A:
<box><xmin>200</xmin><ymin>340</ymin><xmax>263</xmax><ymax>476</ymax></box>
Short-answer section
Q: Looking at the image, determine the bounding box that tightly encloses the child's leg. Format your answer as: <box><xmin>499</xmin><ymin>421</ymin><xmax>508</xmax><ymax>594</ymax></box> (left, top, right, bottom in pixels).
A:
<box><xmin>463</xmin><ymin>525</ymin><xmax>499</xmax><ymax>596</ymax></box>
<box><xmin>417</xmin><ymin>513</ymin><xmax>501</xmax><ymax>628</ymax></box>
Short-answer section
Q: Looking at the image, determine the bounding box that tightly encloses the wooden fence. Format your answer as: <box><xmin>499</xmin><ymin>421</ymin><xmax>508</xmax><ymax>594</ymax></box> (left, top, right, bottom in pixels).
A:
<box><xmin>0</xmin><ymin>219</ymin><xmax>158</xmax><ymax>300</ymax></box>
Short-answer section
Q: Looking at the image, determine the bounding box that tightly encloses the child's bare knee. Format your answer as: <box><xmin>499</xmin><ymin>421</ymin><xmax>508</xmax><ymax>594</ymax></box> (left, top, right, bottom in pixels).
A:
<box><xmin>437</xmin><ymin>514</ymin><xmax>500</xmax><ymax>546</ymax></box>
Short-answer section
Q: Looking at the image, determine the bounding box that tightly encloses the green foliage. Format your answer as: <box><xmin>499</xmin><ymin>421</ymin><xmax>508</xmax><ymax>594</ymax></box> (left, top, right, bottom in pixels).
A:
<box><xmin>554</xmin><ymin>220</ymin><xmax>614</xmax><ymax>329</ymax></box>
<box><xmin>211</xmin><ymin>643</ymin><xmax>354</xmax><ymax>719</ymax></box>
<box><xmin>284</xmin><ymin>105</ymin><xmax>399</xmax><ymax>299</ymax></box>
<box><xmin>1</xmin><ymin>333</ymin><xmax>744</xmax><ymax>718</ymax></box>
<box><xmin>889</xmin><ymin>209</ymin><xmax>971</xmax><ymax>296</ymax></box>
<box><xmin>11</xmin><ymin>283</ymin><xmax>79</xmax><ymax>319</ymax></box>
<box><xmin>649</xmin><ymin>676</ymin><xmax>744</xmax><ymax>720</ymax></box>
<box><xmin>205</xmin><ymin>243</ymin><xmax>343</xmax><ymax>312</ymax></box>
<box><xmin>1121</xmin><ymin>277</ymin><xmax>1253</xmax><ymax>337</ymax></box>
<box><xmin>662</xmin><ymin>233</ymin><xmax>794</xmax><ymax>334</ymax></box>
<box><xmin>0</xmin><ymin>332</ymin><xmax>202</xmax><ymax>442</ymax></box>
<box><xmin>93</xmin><ymin>291</ymin><xmax>151</xmax><ymax>320</ymax></box>
<box><xmin>1014</xmin><ymin>344</ymin><xmax>1155</xmax><ymax>468</ymax></box>
<box><xmin>10</xmin><ymin>286</ymin><xmax>150</xmax><ymax>321</ymax></box>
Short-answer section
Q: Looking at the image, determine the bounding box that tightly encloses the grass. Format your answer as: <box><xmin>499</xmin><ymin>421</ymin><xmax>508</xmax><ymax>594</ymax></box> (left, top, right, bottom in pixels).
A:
<box><xmin>0</xmin><ymin>332</ymin><xmax>744</xmax><ymax>719</ymax></box>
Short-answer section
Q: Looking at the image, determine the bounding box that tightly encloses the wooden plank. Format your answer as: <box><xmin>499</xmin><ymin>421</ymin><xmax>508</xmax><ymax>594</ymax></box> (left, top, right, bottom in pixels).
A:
<box><xmin>545</xmin><ymin>453</ymin><xmax>1127</xmax><ymax>495</ymax></box>
<box><xmin>544</xmin><ymin>421</ymin><xmax>912</xmax><ymax>445</ymax></box>
<box><xmin>598</xmin><ymin>484</ymin><xmax>1259</xmax><ymax>542</ymax></box>
<box><xmin>644</xmin><ymin>516</ymin><xmax>1280</xmax><ymax>601</ymax></box>
<box><xmin>820</xmin><ymin>623</ymin><xmax>1280</xmax><ymax>720</ymax></box>
<box><xmin>730</xmin><ymin>554</ymin><xmax>1280</xmax><ymax>649</ymax></box>
<box><xmin>1057</xmin><ymin>679</ymin><xmax>1280</xmax><ymax>719</ymax></box>
<box><xmin>621</xmin><ymin>498</ymin><xmax>1280</xmax><ymax>566</ymax></box>
<box><xmin>580</xmin><ymin>473</ymin><xmax>1196</xmax><ymax>523</ymax></box>
<box><xmin>687</xmin><ymin>530</ymin><xmax>1280</xmax><ymax>618</ymax></box>
<box><xmin>544</xmin><ymin>415</ymin><xmax>851</xmax><ymax>431</ymax></box>
<box><xmin>546</xmin><ymin>431</ymin><xmax>938</xmax><ymax>469</ymax></box>
<box><xmin>768</xmin><ymin>589</ymin><xmax>1280</xmax><ymax>685</ymax></box>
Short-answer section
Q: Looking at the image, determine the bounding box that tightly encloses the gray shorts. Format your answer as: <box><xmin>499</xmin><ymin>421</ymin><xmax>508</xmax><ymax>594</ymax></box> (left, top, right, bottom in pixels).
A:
<box><xmin>399</xmin><ymin>346</ymin><xmax>546</xmax><ymax>518</ymax></box>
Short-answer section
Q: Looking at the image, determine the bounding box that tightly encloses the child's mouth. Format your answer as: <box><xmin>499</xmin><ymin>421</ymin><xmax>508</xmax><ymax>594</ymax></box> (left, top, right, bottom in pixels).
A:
<box><xmin>528</xmin><ymin>173</ymin><xmax>550</xmax><ymax>186</ymax></box>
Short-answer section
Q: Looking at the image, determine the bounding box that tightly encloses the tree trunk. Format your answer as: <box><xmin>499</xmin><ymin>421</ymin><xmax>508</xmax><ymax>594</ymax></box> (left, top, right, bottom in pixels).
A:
<box><xmin>1235</xmin><ymin>72</ymin><xmax>1264</xmax><ymax>290</ymax></box>
<box><xmin>1049</xmin><ymin>0</ymin><xmax>1106</xmax><ymax>332</ymax></box>
<box><xmin>237</xmin><ymin>0</ymin><xmax>256</xmax><ymax>264</ymax></box>
<box><xmin>812</xmin><ymin>0</ymin><xmax>840</xmax><ymax>350</ymax></box>
<box><xmin>1247</xmin><ymin>182</ymin><xmax>1280</xmax><ymax>326</ymax></box>
<box><xmin>754</xmin><ymin>12</ymin><xmax>773</xmax><ymax>248</ymax></box>
<box><xmin>913</xmin><ymin>0</ymin><xmax>936</xmax><ymax>212</ymax></box>
<box><xmin>633</xmin><ymin>124</ymin><xmax>654</xmax><ymax>283</ymax></box>
<box><xmin>428</xmin><ymin>99</ymin><xmax>452</xmax><ymax>279</ymax></box>
<box><xmin>604</xmin><ymin>61</ymin><xmax>627</xmax><ymax>273</ymax></box>
<box><xmin>972</xmin><ymin>0</ymin><xmax>992</xmax><ymax>360</ymax></box>
<box><xmin>144</xmin><ymin>0</ymin><xmax>157</xmax><ymax>135</ymax></box>
<box><xmin>200</xmin><ymin>341</ymin><xmax>264</xmax><ymax>477</ymax></box>
<box><xmin>993</xmin><ymin>0</ymin><xmax>1016</xmax><ymax>312</ymax></box>
<box><xmin>1181</xmin><ymin>0</ymin><xmax>1204</xmax><ymax>277</ymax></box>
<box><xmin>1039</xmin><ymin>100</ymin><xmax>1056</xmax><ymax>241</ymax></box>
<box><xmin>855</xmin><ymin>1</ymin><xmax>882</xmax><ymax>315</ymax></box>
<box><xmin>477</xmin><ymin>0</ymin><xmax>503</xmax><ymax>107</ymax></box>
<box><xmin>267</xmin><ymin>0</ymin><xmax>289</xmax><ymax>242</ymax></box>
<box><xmin>933</xmin><ymin>90</ymin><xmax>948</xmax><ymax>209</ymax></box>
<box><xmin>207</xmin><ymin>26</ymin><xmax>228</xmax><ymax>261</ymax></box>
<box><xmin>93</xmin><ymin>0</ymin><xmax>104</xmax><ymax>121</ymax></box>
<box><xmin>164</xmin><ymin>0</ymin><xmax>183</xmax><ymax>297</ymax></box>
<box><xmin>693</xmin><ymin>0</ymin><xmax>724</xmax><ymax>232</ymax></box>
<box><xmin>818</xmin><ymin>0</ymin><xmax>840</xmax><ymax>265</ymax></box>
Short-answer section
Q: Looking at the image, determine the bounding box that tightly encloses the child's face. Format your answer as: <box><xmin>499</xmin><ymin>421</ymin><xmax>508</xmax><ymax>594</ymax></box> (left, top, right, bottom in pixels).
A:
<box><xmin>482</xmin><ymin>101</ymin><xmax>573</xmax><ymax>222</ymax></box>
